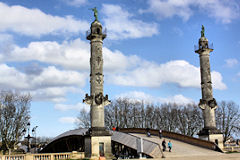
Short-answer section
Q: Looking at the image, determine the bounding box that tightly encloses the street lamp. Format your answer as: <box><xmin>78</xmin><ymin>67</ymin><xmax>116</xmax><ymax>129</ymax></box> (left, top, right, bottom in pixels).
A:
<box><xmin>32</xmin><ymin>126</ymin><xmax>38</xmax><ymax>153</ymax></box>
<box><xmin>24</xmin><ymin>122</ymin><xmax>33</xmax><ymax>153</ymax></box>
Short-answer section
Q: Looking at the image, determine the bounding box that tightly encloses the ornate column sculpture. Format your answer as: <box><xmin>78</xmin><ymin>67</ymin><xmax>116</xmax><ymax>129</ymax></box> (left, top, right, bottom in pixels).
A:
<box><xmin>195</xmin><ymin>25</ymin><xmax>223</xmax><ymax>149</ymax></box>
<box><xmin>83</xmin><ymin>8</ymin><xmax>113</xmax><ymax>159</ymax></box>
<box><xmin>84</xmin><ymin>16</ymin><xmax>110</xmax><ymax>133</ymax></box>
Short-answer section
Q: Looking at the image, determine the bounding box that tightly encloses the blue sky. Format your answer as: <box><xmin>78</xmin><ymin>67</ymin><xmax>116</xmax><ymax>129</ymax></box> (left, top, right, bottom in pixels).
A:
<box><xmin>0</xmin><ymin>0</ymin><xmax>240</xmax><ymax>137</ymax></box>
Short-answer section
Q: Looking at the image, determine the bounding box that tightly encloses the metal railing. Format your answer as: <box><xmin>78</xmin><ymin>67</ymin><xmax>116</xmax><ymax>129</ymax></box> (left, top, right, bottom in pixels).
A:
<box><xmin>86</xmin><ymin>28</ymin><xmax>107</xmax><ymax>38</ymax></box>
<box><xmin>194</xmin><ymin>42</ymin><xmax>214</xmax><ymax>51</ymax></box>
<box><xmin>127</xmin><ymin>133</ymin><xmax>165</xmax><ymax>158</ymax></box>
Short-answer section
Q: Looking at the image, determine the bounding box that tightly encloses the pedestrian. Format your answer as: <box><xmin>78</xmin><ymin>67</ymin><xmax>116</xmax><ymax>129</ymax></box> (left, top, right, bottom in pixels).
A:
<box><xmin>168</xmin><ymin>140</ymin><xmax>172</xmax><ymax>152</ymax></box>
<box><xmin>146</xmin><ymin>128</ymin><xmax>151</xmax><ymax>137</ymax></box>
<box><xmin>112</xmin><ymin>126</ymin><xmax>116</xmax><ymax>131</ymax></box>
<box><xmin>159</xmin><ymin>129</ymin><xmax>162</xmax><ymax>139</ymax></box>
<box><xmin>147</xmin><ymin>131</ymin><xmax>151</xmax><ymax>137</ymax></box>
<box><xmin>162</xmin><ymin>139</ymin><xmax>166</xmax><ymax>152</ymax></box>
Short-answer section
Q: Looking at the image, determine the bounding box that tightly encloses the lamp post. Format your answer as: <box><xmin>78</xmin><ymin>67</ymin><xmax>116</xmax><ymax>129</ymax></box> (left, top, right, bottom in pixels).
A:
<box><xmin>24</xmin><ymin>122</ymin><xmax>33</xmax><ymax>153</ymax></box>
<box><xmin>32</xmin><ymin>126</ymin><xmax>38</xmax><ymax>153</ymax></box>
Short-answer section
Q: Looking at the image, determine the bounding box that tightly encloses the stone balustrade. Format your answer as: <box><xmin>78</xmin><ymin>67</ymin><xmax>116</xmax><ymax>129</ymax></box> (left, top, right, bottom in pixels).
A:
<box><xmin>223</xmin><ymin>146</ymin><xmax>240</xmax><ymax>152</ymax></box>
<box><xmin>3</xmin><ymin>155</ymin><xmax>25</xmax><ymax>160</ymax></box>
<box><xmin>0</xmin><ymin>152</ymin><xmax>84</xmax><ymax>160</ymax></box>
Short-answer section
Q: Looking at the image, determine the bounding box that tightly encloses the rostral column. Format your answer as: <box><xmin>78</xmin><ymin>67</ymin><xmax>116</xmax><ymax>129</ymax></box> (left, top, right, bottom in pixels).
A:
<box><xmin>195</xmin><ymin>25</ymin><xmax>223</xmax><ymax>149</ymax></box>
<box><xmin>83</xmin><ymin>7</ymin><xmax>113</xmax><ymax>159</ymax></box>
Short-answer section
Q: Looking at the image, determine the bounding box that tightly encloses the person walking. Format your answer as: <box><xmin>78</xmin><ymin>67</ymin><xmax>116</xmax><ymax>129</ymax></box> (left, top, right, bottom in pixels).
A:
<box><xmin>162</xmin><ymin>139</ymin><xmax>166</xmax><ymax>152</ymax></box>
<box><xmin>112</xmin><ymin>126</ymin><xmax>116</xmax><ymax>131</ymax></box>
<box><xmin>146</xmin><ymin>128</ymin><xmax>151</xmax><ymax>137</ymax></box>
<box><xmin>168</xmin><ymin>140</ymin><xmax>172</xmax><ymax>152</ymax></box>
<box><xmin>159</xmin><ymin>129</ymin><xmax>162</xmax><ymax>139</ymax></box>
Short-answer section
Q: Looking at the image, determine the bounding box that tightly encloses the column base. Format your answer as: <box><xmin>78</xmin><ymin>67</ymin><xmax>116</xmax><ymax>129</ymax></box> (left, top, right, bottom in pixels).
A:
<box><xmin>198</xmin><ymin>127</ymin><xmax>222</xmax><ymax>135</ymax></box>
<box><xmin>84</xmin><ymin>133</ymin><xmax>114</xmax><ymax>160</ymax></box>
<box><xmin>91</xmin><ymin>127</ymin><xmax>112</xmax><ymax>136</ymax></box>
<box><xmin>198</xmin><ymin>127</ymin><xmax>224</xmax><ymax>150</ymax></box>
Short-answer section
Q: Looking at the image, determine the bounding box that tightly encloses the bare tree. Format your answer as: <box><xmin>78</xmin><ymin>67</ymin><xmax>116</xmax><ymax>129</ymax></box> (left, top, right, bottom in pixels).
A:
<box><xmin>153</xmin><ymin>106</ymin><xmax>163</xmax><ymax>129</ymax></box>
<box><xmin>160</xmin><ymin>103</ymin><xmax>179</xmax><ymax>132</ymax></box>
<box><xmin>76</xmin><ymin>108</ymin><xmax>90</xmax><ymax>128</ymax></box>
<box><xmin>77</xmin><ymin>97</ymin><xmax>240</xmax><ymax>140</ymax></box>
<box><xmin>0</xmin><ymin>91</ymin><xmax>31</xmax><ymax>154</ymax></box>
<box><xmin>103</xmin><ymin>99</ymin><xmax>203</xmax><ymax>135</ymax></box>
<box><xmin>105</xmin><ymin>103</ymin><xmax>115</xmax><ymax>129</ymax></box>
<box><xmin>177</xmin><ymin>104</ymin><xmax>203</xmax><ymax>136</ymax></box>
<box><xmin>216</xmin><ymin>101</ymin><xmax>240</xmax><ymax>142</ymax></box>
<box><xmin>131</xmin><ymin>101</ymin><xmax>141</xmax><ymax>128</ymax></box>
<box><xmin>145</xmin><ymin>104</ymin><xmax>155</xmax><ymax>128</ymax></box>
<box><xmin>36</xmin><ymin>136</ymin><xmax>52</xmax><ymax>144</ymax></box>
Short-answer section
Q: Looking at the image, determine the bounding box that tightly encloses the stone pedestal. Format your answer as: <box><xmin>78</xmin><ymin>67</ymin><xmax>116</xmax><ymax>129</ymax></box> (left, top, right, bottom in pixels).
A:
<box><xmin>198</xmin><ymin>128</ymin><xmax>224</xmax><ymax>149</ymax></box>
<box><xmin>84</xmin><ymin>134</ymin><xmax>114</xmax><ymax>160</ymax></box>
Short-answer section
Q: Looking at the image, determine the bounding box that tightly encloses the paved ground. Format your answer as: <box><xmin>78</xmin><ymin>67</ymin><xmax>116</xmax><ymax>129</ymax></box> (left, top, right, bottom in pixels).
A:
<box><xmin>130</xmin><ymin>133</ymin><xmax>240</xmax><ymax>160</ymax></box>
<box><xmin>163</xmin><ymin>154</ymin><xmax>240</xmax><ymax>160</ymax></box>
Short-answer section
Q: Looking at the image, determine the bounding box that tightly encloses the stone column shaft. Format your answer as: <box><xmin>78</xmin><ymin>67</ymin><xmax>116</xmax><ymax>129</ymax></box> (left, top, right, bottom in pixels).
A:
<box><xmin>199</xmin><ymin>51</ymin><xmax>213</xmax><ymax>101</ymax></box>
<box><xmin>195</xmin><ymin>36</ymin><xmax>217</xmax><ymax>131</ymax></box>
<box><xmin>90</xmin><ymin>40</ymin><xmax>103</xmax><ymax>96</ymax></box>
<box><xmin>83</xmin><ymin>20</ymin><xmax>110</xmax><ymax>132</ymax></box>
<box><xmin>90</xmin><ymin>40</ymin><xmax>104</xmax><ymax>128</ymax></box>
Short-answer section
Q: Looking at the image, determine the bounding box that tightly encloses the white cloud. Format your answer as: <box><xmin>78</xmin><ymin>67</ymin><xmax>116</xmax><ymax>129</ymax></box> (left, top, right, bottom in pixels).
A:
<box><xmin>0</xmin><ymin>33</ymin><xmax>226</xmax><ymax>101</ymax></box>
<box><xmin>30</xmin><ymin>87</ymin><xmax>79</xmax><ymax>102</ymax></box>
<box><xmin>0</xmin><ymin>64</ymin><xmax>29</xmax><ymax>89</ymax></box>
<box><xmin>0</xmin><ymin>33</ymin><xmax>13</xmax><ymax>42</ymax></box>
<box><xmin>140</xmin><ymin>0</ymin><xmax>193</xmax><ymax>21</ymax></box>
<box><xmin>54</xmin><ymin>102</ymin><xmax>89</xmax><ymax>111</ymax></box>
<box><xmin>31</xmin><ymin>66</ymin><xmax>86</xmax><ymax>88</ymax></box>
<box><xmin>225</xmin><ymin>58</ymin><xmax>238</xmax><ymax>68</ymax></box>
<box><xmin>59</xmin><ymin>117</ymin><xmax>78</xmax><ymax>124</ymax></box>
<box><xmin>0</xmin><ymin>33</ymin><xmax>14</xmax><ymax>55</ymax></box>
<box><xmin>103</xmin><ymin>47</ymin><xmax>141</xmax><ymax>73</ymax></box>
<box><xmin>0</xmin><ymin>2</ymin><xmax>89</xmax><ymax>36</ymax></box>
<box><xmin>211</xmin><ymin>71</ymin><xmax>227</xmax><ymax>90</ymax></box>
<box><xmin>141</xmin><ymin>0</ymin><xmax>239</xmax><ymax>23</ymax></box>
<box><xmin>0</xmin><ymin>37</ymin><xmax>226</xmax><ymax>93</ymax></box>
<box><xmin>3</xmin><ymin>39</ymin><xmax>90</xmax><ymax>70</ymax></box>
<box><xmin>159</xmin><ymin>94</ymin><xmax>194</xmax><ymax>104</ymax></box>
<box><xmin>0</xmin><ymin>64</ymin><xmax>87</xmax><ymax>102</ymax></box>
<box><xmin>2</xmin><ymin>38</ymin><xmax>141</xmax><ymax>73</ymax></box>
<box><xmin>117</xmin><ymin>91</ymin><xmax>155</xmax><ymax>103</ymax></box>
<box><xmin>117</xmin><ymin>91</ymin><xmax>194</xmax><ymax>104</ymax></box>
<box><xmin>63</xmin><ymin>0</ymin><xmax>87</xmax><ymax>7</ymax></box>
<box><xmin>102</xmin><ymin>4</ymin><xmax>158</xmax><ymax>40</ymax></box>
<box><xmin>201</xmin><ymin>0</ymin><xmax>239</xmax><ymax>24</ymax></box>
<box><xmin>108</xmin><ymin>60</ymin><xmax>227</xmax><ymax>90</ymax></box>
